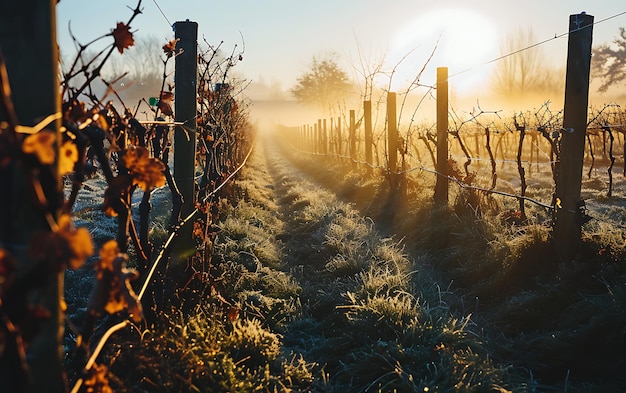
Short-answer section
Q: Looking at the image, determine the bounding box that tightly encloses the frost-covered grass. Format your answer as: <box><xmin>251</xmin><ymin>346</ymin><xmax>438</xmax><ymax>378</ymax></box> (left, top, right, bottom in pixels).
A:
<box><xmin>66</xmin><ymin>130</ymin><xmax>625</xmax><ymax>392</ymax></box>
<box><xmin>276</xmin><ymin>131</ymin><xmax>626</xmax><ymax>392</ymax></box>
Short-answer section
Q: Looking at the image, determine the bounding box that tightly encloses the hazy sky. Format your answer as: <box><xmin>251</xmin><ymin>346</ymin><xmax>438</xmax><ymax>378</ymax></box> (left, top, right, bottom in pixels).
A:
<box><xmin>56</xmin><ymin>1</ymin><xmax>626</xmax><ymax>94</ymax></box>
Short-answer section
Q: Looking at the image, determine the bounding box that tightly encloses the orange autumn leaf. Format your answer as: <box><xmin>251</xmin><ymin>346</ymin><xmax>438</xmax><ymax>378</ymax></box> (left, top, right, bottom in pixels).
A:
<box><xmin>102</xmin><ymin>176</ymin><xmax>132</xmax><ymax>217</ymax></box>
<box><xmin>157</xmin><ymin>100</ymin><xmax>173</xmax><ymax>116</ymax></box>
<box><xmin>88</xmin><ymin>244</ymin><xmax>143</xmax><ymax>323</ymax></box>
<box><xmin>97</xmin><ymin>240</ymin><xmax>119</xmax><ymax>275</ymax></box>
<box><xmin>57</xmin><ymin>214</ymin><xmax>94</xmax><ymax>269</ymax></box>
<box><xmin>22</xmin><ymin>129</ymin><xmax>56</xmax><ymax>165</ymax></box>
<box><xmin>162</xmin><ymin>39</ymin><xmax>178</xmax><ymax>58</ymax></box>
<box><xmin>112</xmin><ymin>22</ymin><xmax>134</xmax><ymax>54</ymax></box>
<box><xmin>59</xmin><ymin>140</ymin><xmax>78</xmax><ymax>175</ymax></box>
<box><xmin>157</xmin><ymin>90</ymin><xmax>174</xmax><ymax>116</ymax></box>
<box><xmin>160</xmin><ymin>91</ymin><xmax>174</xmax><ymax>101</ymax></box>
<box><xmin>30</xmin><ymin>214</ymin><xmax>94</xmax><ymax>271</ymax></box>
<box><xmin>122</xmin><ymin>146</ymin><xmax>166</xmax><ymax>191</ymax></box>
<box><xmin>83</xmin><ymin>363</ymin><xmax>113</xmax><ymax>393</ymax></box>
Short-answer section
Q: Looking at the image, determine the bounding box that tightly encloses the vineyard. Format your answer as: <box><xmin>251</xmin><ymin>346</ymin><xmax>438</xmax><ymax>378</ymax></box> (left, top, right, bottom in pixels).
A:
<box><xmin>287</xmin><ymin>98</ymin><xmax>626</xmax><ymax>234</ymax></box>
<box><xmin>1</xmin><ymin>2</ymin><xmax>626</xmax><ymax>393</ymax></box>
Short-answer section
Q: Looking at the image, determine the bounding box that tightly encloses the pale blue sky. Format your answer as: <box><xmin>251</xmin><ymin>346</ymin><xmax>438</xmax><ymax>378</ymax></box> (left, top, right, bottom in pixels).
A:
<box><xmin>56</xmin><ymin>1</ymin><xmax>626</xmax><ymax>93</ymax></box>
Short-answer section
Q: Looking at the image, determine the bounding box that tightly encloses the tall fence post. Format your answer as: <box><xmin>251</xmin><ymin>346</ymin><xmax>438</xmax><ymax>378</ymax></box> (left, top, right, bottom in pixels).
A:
<box><xmin>387</xmin><ymin>92</ymin><xmax>398</xmax><ymax>187</ymax></box>
<box><xmin>323</xmin><ymin>118</ymin><xmax>328</xmax><ymax>154</ymax></box>
<box><xmin>173</xmin><ymin>20</ymin><xmax>198</xmax><ymax>264</ymax></box>
<box><xmin>0</xmin><ymin>1</ymin><xmax>64</xmax><ymax>391</ymax></box>
<box><xmin>349</xmin><ymin>110</ymin><xmax>356</xmax><ymax>165</ymax></box>
<box><xmin>315</xmin><ymin>121</ymin><xmax>319</xmax><ymax>153</ymax></box>
<box><xmin>364</xmin><ymin>100</ymin><xmax>373</xmax><ymax>170</ymax></box>
<box><xmin>337</xmin><ymin>117</ymin><xmax>342</xmax><ymax>155</ymax></box>
<box><xmin>554</xmin><ymin>13</ymin><xmax>594</xmax><ymax>261</ymax></box>
<box><xmin>434</xmin><ymin>67</ymin><xmax>449</xmax><ymax>204</ymax></box>
<box><xmin>330</xmin><ymin>117</ymin><xmax>335</xmax><ymax>153</ymax></box>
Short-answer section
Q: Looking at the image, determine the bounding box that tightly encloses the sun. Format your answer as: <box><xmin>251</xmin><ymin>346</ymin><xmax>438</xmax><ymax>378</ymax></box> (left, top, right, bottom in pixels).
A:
<box><xmin>390</xmin><ymin>7</ymin><xmax>499</xmax><ymax>93</ymax></box>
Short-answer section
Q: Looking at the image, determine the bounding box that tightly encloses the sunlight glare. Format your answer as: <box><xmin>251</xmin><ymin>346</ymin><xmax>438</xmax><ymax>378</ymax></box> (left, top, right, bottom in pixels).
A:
<box><xmin>390</xmin><ymin>7</ymin><xmax>498</xmax><ymax>94</ymax></box>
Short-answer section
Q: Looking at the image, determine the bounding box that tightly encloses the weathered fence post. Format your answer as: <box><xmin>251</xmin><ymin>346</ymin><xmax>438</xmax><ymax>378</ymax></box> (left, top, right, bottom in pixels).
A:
<box><xmin>434</xmin><ymin>67</ymin><xmax>449</xmax><ymax>204</ymax></box>
<box><xmin>173</xmin><ymin>20</ymin><xmax>198</xmax><ymax>264</ymax></box>
<box><xmin>387</xmin><ymin>92</ymin><xmax>398</xmax><ymax>187</ymax></box>
<box><xmin>349</xmin><ymin>110</ymin><xmax>356</xmax><ymax>165</ymax></box>
<box><xmin>323</xmin><ymin>118</ymin><xmax>328</xmax><ymax>154</ymax></box>
<box><xmin>0</xmin><ymin>1</ymin><xmax>64</xmax><ymax>391</ymax></box>
<box><xmin>315</xmin><ymin>119</ymin><xmax>324</xmax><ymax>154</ymax></box>
<box><xmin>554</xmin><ymin>13</ymin><xmax>594</xmax><ymax>262</ymax></box>
<box><xmin>329</xmin><ymin>118</ymin><xmax>334</xmax><ymax>153</ymax></box>
<box><xmin>364</xmin><ymin>100</ymin><xmax>373</xmax><ymax>170</ymax></box>
<box><xmin>337</xmin><ymin>117</ymin><xmax>342</xmax><ymax>155</ymax></box>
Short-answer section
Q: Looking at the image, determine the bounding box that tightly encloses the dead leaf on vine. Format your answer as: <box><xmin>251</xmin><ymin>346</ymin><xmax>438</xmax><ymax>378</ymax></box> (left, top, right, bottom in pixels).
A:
<box><xmin>122</xmin><ymin>146</ymin><xmax>166</xmax><ymax>191</ymax></box>
<box><xmin>30</xmin><ymin>214</ymin><xmax>94</xmax><ymax>271</ymax></box>
<box><xmin>59</xmin><ymin>141</ymin><xmax>78</xmax><ymax>175</ymax></box>
<box><xmin>22</xmin><ymin>130</ymin><xmax>55</xmax><ymax>165</ymax></box>
<box><xmin>157</xmin><ymin>101</ymin><xmax>173</xmax><ymax>116</ymax></box>
<box><xmin>63</xmin><ymin>100</ymin><xmax>87</xmax><ymax>123</ymax></box>
<box><xmin>88</xmin><ymin>244</ymin><xmax>143</xmax><ymax>323</ymax></box>
<box><xmin>97</xmin><ymin>240</ymin><xmax>119</xmax><ymax>275</ymax></box>
<box><xmin>57</xmin><ymin>214</ymin><xmax>94</xmax><ymax>269</ymax></box>
<box><xmin>162</xmin><ymin>39</ymin><xmax>178</xmax><ymax>58</ymax></box>
<box><xmin>157</xmin><ymin>91</ymin><xmax>174</xmax><ymax>116</ymax></box>
<box><xmin>193</xmin><ymin>221</ymin><xmax>204</xmax><ymax>240</ymax></box>
<box><xmin>83</xmin><ymin>362</ymin><xmax>113</xmax><ymax>393</ymax></box>
<box><xmin>102</xmin><ymin>176</ymin><xmax>132</xmax><ymax>217</ymax></box>
<box><xmin>111</xmin><ymin>22</ymin><xmax>134</xmax><ymax>54</ymax></box>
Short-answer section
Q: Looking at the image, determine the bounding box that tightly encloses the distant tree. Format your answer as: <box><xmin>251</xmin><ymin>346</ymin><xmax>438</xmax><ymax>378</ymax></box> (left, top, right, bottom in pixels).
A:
<box><xmin>491</xmin><ymin>27</ymin><xmax>562</xmax><ymax>99</ymax></box>
<box><xmin>104</xmin><ymin>35</ymin><xmax>167</xmax><ymax>104</ymax></box>
<box><xmin>592</xmin><ymin>27</ymin><xmax>626</xmax><ymax>92</ymax></box>
<box><xmin>290</xmin><ymin>53</ymin><xmax>353</xmax><ymax>112</ymax></box>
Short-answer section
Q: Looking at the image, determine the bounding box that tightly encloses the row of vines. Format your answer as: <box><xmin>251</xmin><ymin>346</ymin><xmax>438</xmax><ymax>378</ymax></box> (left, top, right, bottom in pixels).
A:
<box><xmin>291</xmin><ymin>99</ymin><xmax>626</xmax><ymax>222</ymax></box>
<box><xmin>0</xmin><ymin>1</ymin><xmax>253</xmax><ymax>391</ymax></box>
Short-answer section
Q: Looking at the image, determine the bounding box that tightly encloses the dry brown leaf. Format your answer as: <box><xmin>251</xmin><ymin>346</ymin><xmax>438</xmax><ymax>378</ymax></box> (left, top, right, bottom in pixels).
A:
<box><xmin>122</xmin><ymin>146</ymin><xmax>166</xmax><ymax>191</ymax></box>
<box><xmin>112</xmin><ymin>22</ymin><xmax>134</xmax><ymax>54</ymax></box>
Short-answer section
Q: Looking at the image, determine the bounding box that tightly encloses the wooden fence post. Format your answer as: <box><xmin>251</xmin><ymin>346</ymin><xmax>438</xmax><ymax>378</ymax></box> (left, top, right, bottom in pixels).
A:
<box><xmin>314</xmin><ymin>121</ymin><xmax>319</xmax><ymax>153</ymax></box>
<box><xmin>364</xmin><ymin>100</ymin><xmax>373</xmax><ymax>170</ymax></box>
<box><xmin>173</xmin><ymin>20</ymin><xmax>198</xmax><ymax>264</ymax></box>
<box><xmin>0</xmin><ymin>1</ymin><xmax>64</xmax><ymax>391</ymax></box>
<box><xmin>337</xmin><ymin>117</ymin><xmax>342</xmax><ymax>155</ymax></box>
<box><xmin>554</xmin><ymin>13</ymin><xmax>594</xmax><ymax>261</ymax></box>
<box><xmin>323</xmin><ymin>118</ymin><xmax>328</xmax><ymax>154</ymax></box>
<box><xmin>434</xmin><ymin>67</ymin><xmax>449</xmax><ymax>204</ymax></box>
<box><xmin>387</xmin><ymin>92</ymin><xmax>398</xmax><ymax>187</ymax></box>
<box><xmin>349</xmin><ymin>110</ymin><xmax>356</xmax><ymax>165</ymax></box>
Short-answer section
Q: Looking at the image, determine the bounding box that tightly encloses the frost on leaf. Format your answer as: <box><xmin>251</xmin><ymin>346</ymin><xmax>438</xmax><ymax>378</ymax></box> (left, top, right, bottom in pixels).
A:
<box><xmin>122</xmin><ymin>145</ymin><xmax>166</xmax><ymax>191</ymax></box>
<box><xmin>87</xmin><ymin>240</ymin><xmax>143</xmax><ymax>323</ymax></box>
<box><xmin>111</xmin><ymin>22</ymin><xmax>134</xmax><ymax>54</ymax></box>
<box><xmin>22</xmin><ymin>130</ymin><xmax>55</xmax><ymax>165</ymax></box>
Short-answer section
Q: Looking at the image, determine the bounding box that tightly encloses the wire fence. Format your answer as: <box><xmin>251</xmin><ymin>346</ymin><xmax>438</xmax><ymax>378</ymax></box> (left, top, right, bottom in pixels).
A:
<box><xmin>283</xmin><ymin>100</ymin><xmax>626</xmax><ymax>231</ymax></box>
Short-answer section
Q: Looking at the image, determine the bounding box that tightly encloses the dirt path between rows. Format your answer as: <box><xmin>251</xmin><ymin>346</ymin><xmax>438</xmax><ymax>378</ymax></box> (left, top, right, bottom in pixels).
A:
<box><xmin>237</xmin><ymin>132</ymin><xmax>626</xmax><ymax>391</ymax></box>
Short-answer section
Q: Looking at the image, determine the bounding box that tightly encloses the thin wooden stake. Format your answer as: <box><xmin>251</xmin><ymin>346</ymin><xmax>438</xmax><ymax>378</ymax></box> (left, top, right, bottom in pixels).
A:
<box><xmin>434</xmin><ymin>67</ymin><xmax>449</xmax><ymax>203</ymax></box>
